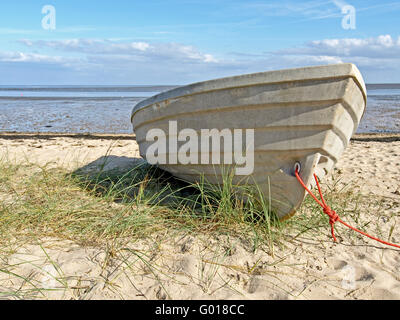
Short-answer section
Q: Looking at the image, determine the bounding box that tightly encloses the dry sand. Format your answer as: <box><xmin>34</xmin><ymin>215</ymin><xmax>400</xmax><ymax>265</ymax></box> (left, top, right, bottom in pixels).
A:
<box><xmin>0</xmin><ymin>132</ymin><xmax>400</xmax><ymax>300</ymax></box>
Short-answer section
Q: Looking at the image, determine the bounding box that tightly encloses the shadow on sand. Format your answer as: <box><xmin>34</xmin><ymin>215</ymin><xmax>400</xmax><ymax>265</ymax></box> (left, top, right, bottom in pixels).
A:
<box><xmin>70</xmin><ymin>155</ymin><xmax>207</xmax><ymax>210</ymax></box>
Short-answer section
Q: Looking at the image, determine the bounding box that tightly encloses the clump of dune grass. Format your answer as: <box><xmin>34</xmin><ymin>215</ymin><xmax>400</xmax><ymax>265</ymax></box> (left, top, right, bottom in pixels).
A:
<box><xmin>1</xmin><ymin>154</ymin><xmax>396</xmax><ymax>300</ymax></box>
<box><xmin>71</xmin><ymin>163</ymin><xmax>286</xmax><ymax>251</ymax></box>
<box><xmin>0</xmin><ymin>154</ymin><xmax>373</xmax><ymax>254</ymax></box>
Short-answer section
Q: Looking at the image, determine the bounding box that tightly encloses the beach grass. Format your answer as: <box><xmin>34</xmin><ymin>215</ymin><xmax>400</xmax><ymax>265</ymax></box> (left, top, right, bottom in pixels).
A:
<box><xmin>0</xmin><ymin>155</ymin><xmax>370</xmax><ymax>252</ymax></box>
<box><xmin>1</xmin><ymin>134</ymin><xmax>400</xmax><ymax>299</ymax></box>
<box><xmin>0</xmin><ymin>160</ymin><xmax>278</xmax><ymax>248</ymax></box>
<box><xmin>0</xmin><ymin>151</ymin><xmax>397</xmax><ymax>299</ymax></box>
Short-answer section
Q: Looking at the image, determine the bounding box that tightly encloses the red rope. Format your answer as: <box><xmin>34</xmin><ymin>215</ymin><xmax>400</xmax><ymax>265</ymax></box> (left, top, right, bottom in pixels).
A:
<box><xmin>294</xmin><ymin>168</ymin><xmax>400</xmax><ymax>249</ymax></box>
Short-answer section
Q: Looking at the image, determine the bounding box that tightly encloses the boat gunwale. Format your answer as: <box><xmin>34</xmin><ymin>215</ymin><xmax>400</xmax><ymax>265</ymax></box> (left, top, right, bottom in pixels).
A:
<box><xmin>130</xmin><ymin>63</ymin><xmax>367</xmax><ymax>122</ymax></box>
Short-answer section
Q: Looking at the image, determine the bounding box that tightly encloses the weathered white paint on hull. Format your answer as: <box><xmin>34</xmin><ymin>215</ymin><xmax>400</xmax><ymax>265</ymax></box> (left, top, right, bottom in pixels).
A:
<box><xmin>131</xmin><ymin>63</ymin><xmax>367</xmax><ymax>219</ymax></box>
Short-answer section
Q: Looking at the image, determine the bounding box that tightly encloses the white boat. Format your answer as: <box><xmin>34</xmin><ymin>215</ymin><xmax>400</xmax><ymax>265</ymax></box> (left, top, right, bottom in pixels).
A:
<box><xmin>131</xmin><ymin>63</ymin><xmax>367</xmax><ymax>219</ymax></box>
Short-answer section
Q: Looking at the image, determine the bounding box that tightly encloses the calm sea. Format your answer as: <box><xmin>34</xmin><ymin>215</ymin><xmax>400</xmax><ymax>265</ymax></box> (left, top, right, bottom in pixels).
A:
<box><xmin>0</xmin><ymin>84</ymin><xmax>399</xmax><ymax>133</ymax></box>
<box><xmin>0</xmin><ymin>86</ymin><xmax>176</xmax><ymax>133</ymax></box>
<box><xmin>360</xmin><ymin>84</ymin><xmax>400</xmax><ymax>133</ymax></box>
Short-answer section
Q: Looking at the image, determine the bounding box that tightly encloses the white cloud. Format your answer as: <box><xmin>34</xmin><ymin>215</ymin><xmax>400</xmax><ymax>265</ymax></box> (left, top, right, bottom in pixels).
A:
<box><xmin>19</xmin><ymin>39</ymin><xmax>218</xmax><ymax>63</ymax></box>
<box><xmin>4</xmin><ymin>34</ymin><xmax>400</xmax><ymax>84</ymax></box>
<box><xmin>1</xmin><ymin>38</ymin><xmax>221</xmax><ymax>84</ymax></box>
<box><xmin>0</xmin><ymin>51</ymin><xmax>77</xmax><ymax>64</ymax></box>
<box><xmin>17</xmin><ymin>35</ymin><xmax>400</xmax><ymax>72</ymax></box>
<box><xmin>273</xmin><ymin>35</ymin><xmax>400</xmax><ymax>59</ymax></box>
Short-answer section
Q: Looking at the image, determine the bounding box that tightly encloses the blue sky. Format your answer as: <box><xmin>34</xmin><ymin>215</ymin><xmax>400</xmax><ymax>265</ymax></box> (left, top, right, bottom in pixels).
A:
<box><xmin>1</xmin><ymin>0</ymin><xmax>400</xmax><ymax>84</ymax></box>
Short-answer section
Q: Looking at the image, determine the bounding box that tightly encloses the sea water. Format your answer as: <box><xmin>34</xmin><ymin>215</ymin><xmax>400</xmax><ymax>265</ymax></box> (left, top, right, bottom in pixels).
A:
<box><xmin>0</xmin><ymin>84</ymin><xmax>399</xmax><ymax>133</ymax></box>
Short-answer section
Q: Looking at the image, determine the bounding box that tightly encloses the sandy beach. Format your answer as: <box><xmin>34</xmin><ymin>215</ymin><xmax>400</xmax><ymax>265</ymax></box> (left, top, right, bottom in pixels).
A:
<box><xmin>0</xmin><ymin>132</ymin><xmax>400</xmax><ymax>300</ymax></box>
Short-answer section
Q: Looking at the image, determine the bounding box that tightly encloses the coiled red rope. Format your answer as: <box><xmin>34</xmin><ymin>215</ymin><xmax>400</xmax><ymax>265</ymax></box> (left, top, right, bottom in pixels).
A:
<box><xmin>294</xmin><ymin>167</ymin><xmax>400</xmax><ymax>249</ymax></box>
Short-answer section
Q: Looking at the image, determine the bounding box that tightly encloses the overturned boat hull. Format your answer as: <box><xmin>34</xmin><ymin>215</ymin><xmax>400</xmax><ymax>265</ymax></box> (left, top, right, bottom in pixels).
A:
<box><xmin>131</xmin><ymin>63</ymin><xmax>367</xmax><ymax>219</ymax></box>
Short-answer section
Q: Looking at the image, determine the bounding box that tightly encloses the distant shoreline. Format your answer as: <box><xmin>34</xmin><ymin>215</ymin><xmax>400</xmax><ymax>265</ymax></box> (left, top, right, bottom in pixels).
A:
<box><xmin>366</xmin><ymin>83</ymin><xmax>400</xmax><ymax>90</ymax></box>
<box><xmin>0</xmin><ymin>132</ymin><xmax>136</xmax><ymax>140</ymax></box>
<box><xmin>1</xmin><ymin>131</ymin><xmax>400</xmax><ymax>142</ymax></box>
